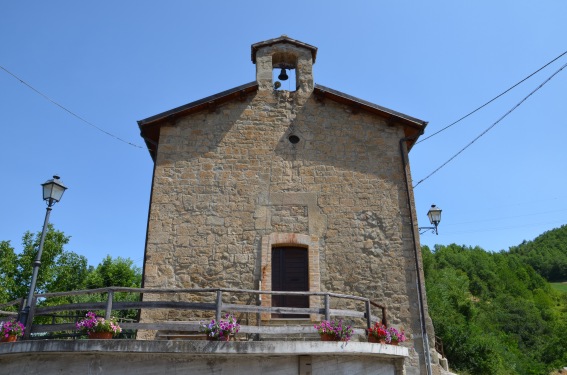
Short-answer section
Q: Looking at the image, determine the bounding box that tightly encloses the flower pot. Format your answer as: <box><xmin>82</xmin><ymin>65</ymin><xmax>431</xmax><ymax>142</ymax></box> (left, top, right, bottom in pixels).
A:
<box><xmin>390</xmin><ymin>340</ymin><xmax>399</xmax><ymax>346</ymax></box>
<box><xmin>1</xmin><ymin>335</ymin><xmax>18</xmax><ymax>343</ymax></box>
<box><xmin>320</xmin><ymin>333</ymin><xmax>338</xmax><ymax>342</ymax></box>
<box><xmin>206</xmin><ymin>334</ymin><xmax>231</xmax><ymax>341</ymax></box>
<box><xmin>368</xmin><ymin>335</ymin><xmax>386</xmax><ymax>344</ymax></box>
<box><xmin>88</xmin><ymin>332</ymin><xmax>114</xmax><ymax>340</ymax></box>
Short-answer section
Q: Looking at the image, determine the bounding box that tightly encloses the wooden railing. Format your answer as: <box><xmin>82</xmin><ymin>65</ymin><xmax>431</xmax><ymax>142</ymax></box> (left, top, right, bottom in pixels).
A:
<box><xmin>0</xmin><ymin>298</ymin><xmax>20</xmax><ymax>319</ymax></box>
<box><xmin>1</xmin><ymin>288</ymin><xmax>388</xmax><ymax>340</ymax></box>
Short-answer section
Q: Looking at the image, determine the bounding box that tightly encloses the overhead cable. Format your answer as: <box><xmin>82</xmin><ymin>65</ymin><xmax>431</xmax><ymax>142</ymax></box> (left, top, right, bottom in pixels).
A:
<box><xmin>414</xmin><ymin>60</ymin><xmax>567</xmax><ymax>188</ymax></box>
<box><xmin>0</xmin><ymin>65</ymin><xmax>144</xmax><ymax>149</ymax></box>
<box><xmin>417</xmin><ymin>50</ymin><xmax>567</xmax><ymax>144</ymax></box>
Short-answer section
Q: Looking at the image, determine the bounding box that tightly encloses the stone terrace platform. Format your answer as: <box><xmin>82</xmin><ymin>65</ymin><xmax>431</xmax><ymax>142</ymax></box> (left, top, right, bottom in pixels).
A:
<box><xmin>0</xmin><ymin>340</ymin><xmax>409</xmax><ymax>375</ymax></box>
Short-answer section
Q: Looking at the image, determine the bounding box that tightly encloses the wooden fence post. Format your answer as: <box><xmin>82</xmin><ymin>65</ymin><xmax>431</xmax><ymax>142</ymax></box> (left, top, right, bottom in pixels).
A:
<box><xmin>365</xmin><ymin>300</ymin><xmax>371</xmax><ymax>330</ymax></box>
<box><xmin>215</xmin><ymin>290</ymin><xmax>222</xmax><ymax>322</ymax></box>
<box><xmin>105</xmin><ymin>290</ymin><xmax>114</xmax><ymax>320</ymax></box>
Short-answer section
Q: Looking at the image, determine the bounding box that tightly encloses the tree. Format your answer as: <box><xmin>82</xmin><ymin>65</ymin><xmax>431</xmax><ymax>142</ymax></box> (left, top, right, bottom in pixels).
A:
<box><xmin>0</xmin><ymin>225</ymin><xmax>89</xmax><ymax>302</ymax></box>
<box><xmin>0</xmin><ymin>241</ymin><xmax>18</xmax><ymax>303</ymax></box>
<box><xmin>0</xmin><ymin>226</ymin><xmax>141</xmax><ymax>304</ymax></box>
<box><xmin>509</xmin><ymin>225</ymin><xmax>567</xmax><ymax>282</ymax></box>
<box><xmin>82</xmin><ymin>256</ymin><xmax>142</xmax><ymax>320</ymax></box>
<box><xmin>423</xmin><ymin>243</ymin><xmax>566</xmax><ymax>374</ymax></box>
<box><xmin>85</xmin><ymin>256</ymin><xmax>141</xmax><ymax>289</ymax></box>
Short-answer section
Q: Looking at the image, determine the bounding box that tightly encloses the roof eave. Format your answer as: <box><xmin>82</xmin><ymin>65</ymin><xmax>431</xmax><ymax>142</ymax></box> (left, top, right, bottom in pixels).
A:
<box><xmin>138</xmin><ymin>82</ymin><xmax>428</xmax><ymax>161</ymax></box>
<box><xmin>138</xmin><ymin>81</ymin><xmax>259</xmax><ymax>127</ymax></box>
<box><xmin>313</xmin><ymin>84</ymin><xmax>428</xmax><ymax>150</ymax></box>
<box><xmin>138</xmin><ymin>82</ymin><xmax>259</xmax><ymax>161</ymax></box>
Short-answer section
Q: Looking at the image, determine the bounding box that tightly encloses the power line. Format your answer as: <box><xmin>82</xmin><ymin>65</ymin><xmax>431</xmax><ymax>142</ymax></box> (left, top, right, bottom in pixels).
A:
<box><xmin>414</xmin><ymin>59</ymin><xmax>567</xmax><ymax>188</ymax></box>
<box><xmin>0</xmin><ymin>65</ymin><xmax>144</xmax><ymax>149</ymax></box>
<box><xmin>417</xmin><ymin>49</ymin><xmax>567</xmax><ymax>144</ymax></box>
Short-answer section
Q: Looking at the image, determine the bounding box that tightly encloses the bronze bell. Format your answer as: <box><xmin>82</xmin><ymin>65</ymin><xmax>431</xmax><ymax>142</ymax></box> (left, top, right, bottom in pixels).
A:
<box><xmin>278</xmin><ymin>68</ymin><xmax>289</xmax><ymax>81</ymax></box>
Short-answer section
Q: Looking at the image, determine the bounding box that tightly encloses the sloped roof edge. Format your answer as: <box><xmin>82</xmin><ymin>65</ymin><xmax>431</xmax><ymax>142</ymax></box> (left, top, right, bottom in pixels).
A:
<box><xmin>313</xmin><ymin>85</ymin><xmax>427</xmax><ymax>151</ymax></box>
<box><xmin>314</xmin><ymin>84</ymin><xmax>428</xmax><ymax>129</ymax></box>
<box><xmin>138</xmin><ymin>81</ymin><xmax>258</xmax><ymax>127</ymax></box>
<box><xmin>138</xmin><ymin>82</ymin><xmax>258</xmax><ymax>160</ymax></box>
<box><xmin>138</xmin><ymin>82</ymin><xmax>427</xmax><ymax>160</ymax></box>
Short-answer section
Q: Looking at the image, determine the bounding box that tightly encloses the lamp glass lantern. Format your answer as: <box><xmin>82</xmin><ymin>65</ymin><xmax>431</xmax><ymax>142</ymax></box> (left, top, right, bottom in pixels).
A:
<box><xmin>42</xmin><ymin>175</ymin><xmax>67</xmax><ymax>204</ymax></box>
<box><xmin>427</xmin><ymin>205</ymin><xmax>442</xmax><ymax>226</ymax></box>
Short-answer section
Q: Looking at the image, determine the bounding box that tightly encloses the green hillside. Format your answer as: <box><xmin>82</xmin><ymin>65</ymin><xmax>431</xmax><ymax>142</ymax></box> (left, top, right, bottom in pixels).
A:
<box><xmin>550</xmin><ymin>282</ymin><xmax>567</xmax><ymax>294</ymax></box>
<box><xmin>509</xmin><ymin>225</ymin><xmax>567</xmax><ymax>282</ymax></box>
<box><xmin>423</xmin><ymin>230</ymin><xmax>567</xmax><ymax>374</ymax></box>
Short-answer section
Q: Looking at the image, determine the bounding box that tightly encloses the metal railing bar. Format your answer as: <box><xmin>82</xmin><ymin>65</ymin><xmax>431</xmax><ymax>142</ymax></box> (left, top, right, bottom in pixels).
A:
<box><xmin>34</xmin><ymin>287</ymin><xmax>370</xmax><ymax>302</ymax></box>
<box><xmin>0</xmin><ymin>298</ymin><xmax>23</xmax><ymax>310</ymax></box>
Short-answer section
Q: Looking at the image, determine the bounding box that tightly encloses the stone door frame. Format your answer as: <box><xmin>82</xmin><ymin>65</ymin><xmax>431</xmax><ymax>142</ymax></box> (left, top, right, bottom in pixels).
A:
<box><xmin>260</xmin><ymin>233</ymin><xmax>321</xmax><ymax>321</ymax></box>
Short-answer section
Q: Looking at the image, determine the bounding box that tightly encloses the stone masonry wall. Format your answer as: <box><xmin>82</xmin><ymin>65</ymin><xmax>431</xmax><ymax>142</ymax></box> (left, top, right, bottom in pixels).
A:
<box><xmin>139</xmin><ymin>84</ymin><xmax>435</xmax><ymax>372</ymax></box>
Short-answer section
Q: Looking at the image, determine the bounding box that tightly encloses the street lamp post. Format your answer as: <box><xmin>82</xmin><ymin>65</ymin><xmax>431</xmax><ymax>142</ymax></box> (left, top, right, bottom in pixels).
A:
<box><xmin>419</xmin><ymin>204</ymin><xmax>442</xmax><ymax>235</ymax></box>
<box><xmin>19</xmin><ymin>175</ymin><xmax>67</xmax><ymax>327</ymax></box>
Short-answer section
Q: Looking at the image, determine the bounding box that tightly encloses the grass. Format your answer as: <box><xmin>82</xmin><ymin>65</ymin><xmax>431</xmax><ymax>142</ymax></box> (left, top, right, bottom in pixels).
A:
<box><xmin>550</xmin><ymin>282</ymin><xmax>567</xmax><ymax>293</ymax></box>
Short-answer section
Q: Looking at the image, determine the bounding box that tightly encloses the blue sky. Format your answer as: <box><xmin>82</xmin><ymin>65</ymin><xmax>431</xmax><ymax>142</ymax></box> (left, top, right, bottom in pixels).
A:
<box><xmin>1</xmin><ymin>1</ymin><xmax>566</xmax><ymax>268</ymax></box>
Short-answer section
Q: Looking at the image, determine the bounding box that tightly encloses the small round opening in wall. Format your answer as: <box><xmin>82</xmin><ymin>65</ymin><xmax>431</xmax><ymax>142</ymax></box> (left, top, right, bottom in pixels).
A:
<box><xmin>288</xmin><ymin>135</ymin><xmax>300</xmax><ymax>144</ymax></box>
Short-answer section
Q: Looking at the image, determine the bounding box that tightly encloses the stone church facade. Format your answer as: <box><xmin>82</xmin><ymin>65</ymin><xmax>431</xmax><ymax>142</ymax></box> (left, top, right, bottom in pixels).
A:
<box><xmin>137</xmin><ymin>36</ymin><xmax>444</xmax><ymax>374</ymax></box>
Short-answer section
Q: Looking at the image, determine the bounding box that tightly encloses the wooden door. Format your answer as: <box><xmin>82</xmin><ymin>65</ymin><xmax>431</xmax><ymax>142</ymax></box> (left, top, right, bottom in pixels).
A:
<box><xmin>271</xmin><ymin>247</ymin><xmax>309</xmax><ymax>318</ymax></box>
